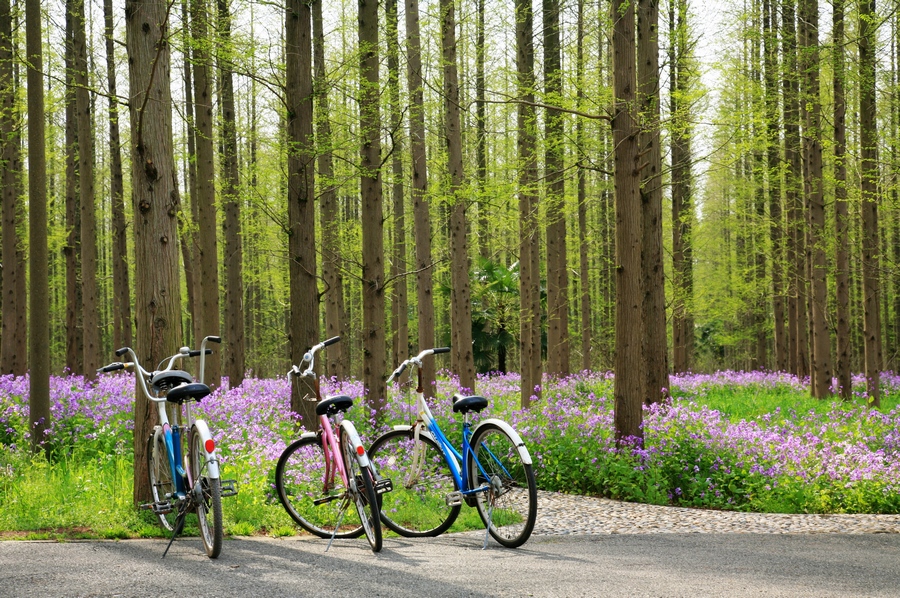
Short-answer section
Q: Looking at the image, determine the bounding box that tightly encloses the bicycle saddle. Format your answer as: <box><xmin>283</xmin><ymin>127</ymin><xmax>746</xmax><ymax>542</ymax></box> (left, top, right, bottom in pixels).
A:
<box><xmin>316</xmin><ymin>395</ymin><xmax>354</xmax><ymax>416</ymax></box>
<box><xmin>451</xmin><ymin>394</ymin><xmax>489</xmax><ymax>414</ymax></box>
<box><xmin>150</xmin><ymin>370</ymin><xmax>194</xmax><ymax>393</ymax></box>
<box><xmin>166</xmin><ymin>382</ymin><xmax>212</xmax><ymax>404</ymax></box>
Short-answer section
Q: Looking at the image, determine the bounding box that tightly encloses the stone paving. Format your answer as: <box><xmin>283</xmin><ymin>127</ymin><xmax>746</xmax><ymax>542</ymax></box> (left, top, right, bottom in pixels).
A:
<box><xmin>532</xmin><ymin>490</ymin><xmax>900</xmax><ymax>535</ymax></box>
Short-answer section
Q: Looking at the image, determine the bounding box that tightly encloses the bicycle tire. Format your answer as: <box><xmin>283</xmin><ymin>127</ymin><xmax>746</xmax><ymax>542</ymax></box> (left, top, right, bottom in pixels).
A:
<box><xmin>367</xmin><ymin>428</ymin><xmax>460</xmax><ymax>537</ymax></box>
<box><xmin>147</xmin><ymin>428</ymin><xmax>177</xmax><ymax>532</ymax></box>
<box><xmin>190</xmin><ymin>426</ymin><xmax>223</xmax><ymax>558</ymax></box>
<box><xmin>275</xmin><ymin>435</ymin><xmax>364</xmax><ymax>539</ymax></box>
<box><xmin>340</xmin><ymin>427</ymin><xmax>382</xmax><ymax>552</ymax></box>
<box><xmin>466</xmin><ymin>422</ymin><xmax>537</xmax><ymax>548</ymax></box>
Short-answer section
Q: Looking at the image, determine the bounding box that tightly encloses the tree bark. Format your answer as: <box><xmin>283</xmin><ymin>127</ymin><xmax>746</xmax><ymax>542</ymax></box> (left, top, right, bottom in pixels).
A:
<box><xmin>516</xmin><ymin>0</ymin><xmax>541</xmax><ymax>408</ymax></box>
<box><xmin>638</xmin><ymin>0</ymin><xmax>669</xmax><ymax>403</ymax></box>
<box><xmin>64</xmin><ymin>3</ymin><xmax>82</xmax><ymax>375</ymax></box>
<box><xmin>576</xmin><ymin>0</ymin><xmax>591</xmax><ymax>372</ymax></box>
<box><xmin>833</xmin><ymin>0</ymin><xmax>851</xmax><ymax>399</ymax></box>
<box><xmin>612</xmin><ymin>0</ymin><xmax>644</xmax><ymax>443</ymax></box>
<box><xmin>286</xmin><ymin>0</ymin><xmax>319</xmax><ymax>425</ymax></box>
<box><xmin>125</xmin><ymin>0</ymin><xmax>183</xmax><ymax>502</ymax></box>
<box><xmin>406</xmin><ymin>0</ymin><xmax>436</xmax><ymax>396</ymax></box>
<box><xmin>359</xmin><ymin>0</ymin><xmax>387</xmax><ymax>419</ymax></box>
<box><xmin>217</xmin><ymin>0</ymin><xmax>245</xmax><ymax>388</ymax></box>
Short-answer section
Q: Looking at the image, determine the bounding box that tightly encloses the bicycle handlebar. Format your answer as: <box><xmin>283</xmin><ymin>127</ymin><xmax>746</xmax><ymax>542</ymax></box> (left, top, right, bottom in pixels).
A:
<box><xmin>387</xmin><ymin>347</ymin><xmax>450</xmax><ymax>383</ymax></box>
<box><xmin>288</xmin><ymin>336</ymin><xmax>341</xmax><ymax>380</ymax></box>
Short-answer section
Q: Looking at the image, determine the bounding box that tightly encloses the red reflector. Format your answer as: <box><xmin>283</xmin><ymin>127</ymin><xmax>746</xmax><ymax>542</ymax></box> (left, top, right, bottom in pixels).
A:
<box><xmin>356</xmin><ymin>445</ymin><xmax>365</xmax><ymax>456</ymax></box>
<box><xmin>205</xmin><ymin>439</ymin><xmax>216</xmax><ymax>453</ymax></box>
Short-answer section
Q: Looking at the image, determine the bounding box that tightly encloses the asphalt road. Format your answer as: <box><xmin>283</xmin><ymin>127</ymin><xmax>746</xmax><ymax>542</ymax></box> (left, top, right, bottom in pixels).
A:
<box><xmin>2</xmin><ymin>532</ymin><xmax>899</xmax><ymax>597</ymax></box>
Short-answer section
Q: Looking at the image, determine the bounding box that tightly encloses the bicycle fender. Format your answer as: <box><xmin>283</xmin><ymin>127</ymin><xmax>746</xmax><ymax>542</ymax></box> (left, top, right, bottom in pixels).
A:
<box><xmin>192</xmin><ymin>420</ymin><xmax>221</xmax><ymax>478</ymax></box>
<box><xmin>473</xmin><ymin>418</ymin><xmax>533</xmax><ymax>465</ymax></box>
<box><xmin>339</xmin><ymin>421</ymin><xmax>371</xmax><ymax>468</ymax></box>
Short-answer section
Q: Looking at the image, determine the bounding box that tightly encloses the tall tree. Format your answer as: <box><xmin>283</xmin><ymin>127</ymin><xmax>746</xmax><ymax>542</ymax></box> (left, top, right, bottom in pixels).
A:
<box><xmin>286</xmin><ymin>0</ymin><xmax>318</xmax><ymax>424</ymax></box>
<box><xmin>104</xmin><ymin>0</ymin><xmax>133</xmax><ymax>351</ymax></box>
<box><xmin>74</xmin><ymin>0</ymin><xmax>100</xmax><ymax>377</ymax></box>
<box><xmin>64</xmin><ymin>1</ymin><xmax>82</xmax><ymax>374</ymax></box>
<box><xmin>544</xmin><ymin>0</ymin><xmax>570</xmax><ymax>377</ymax></box>
<box><xmin>217</xmin><ymin>0</ymin><xmax>245</xmax><ymax>388</ymax></box>
<box><xmin>406</xmin><ymin>0</ymin><xmax>436</xmax><ymax>396</ymax></box>
<box><xmin>799</xmin><ymin>0</ymin><xmax>830</xmax><ymax>397</ymax></box>
<box><xmin>833</xmin><ymin>0</ymin><xmax>851</xmax><ymax>398</ymax></box>
<box><xmin>441</xmin><ymin>0</ymin><xmax>476</xmax><ymax>392</ymax></box>
<box><xmin>0</xmin><ymin>0</ymin><xmax>26</xmax><ymax>376</ymax></box>
<box><xmin>516</xmin><ymin>0</ymin><xmax>542</xmax><ymax>408</ymax></box>
<box><xmin>475</xmin><ymin>0</ymin><xmax>488</xmax><ymax>259</ymax></box>
<box><xmin>191</xmin><ymin>0</ymin><xmax>220</xmax><ymax>387</ymax></box>
<box><xmin>313</xmin><ymin>0</ymin><xmax>347</xmax><ymax>379</ymax></box>
<box><xmin>637</xmin><ymin>0</ymin><xmax>669</xmax><ymax>403</ymax></box>
<box><xmin>612</xmin><ymin>0</ymin><xmax>643</xmax><ymax>441</ymax></box>
<box><xmin>859</xmin><ymin>0</ymin><xmax>883</xmax><ymax>406</ymax></box>
<box><xmin>576</xmin><ymin>0</ymin><xmax>591</xmax><ymax>372</ymax></box>
<box><xmin>26</xmin><ymin>0</ymin><xmax>50</xmax><ymax>454</ymax></box>
<box><xmin>181</xmin><ymin>0</ymin><xmax>200</xmax><ymax>347</ymax></box>
<box><xmin>359</xmin><ymin>0</ymin><xmax>387</xmax><ymax>418</ymax></box>
<box><xmin>386</xmin><ymin>0</ymin><xmax>408</xmax><ymax>370</ymax></box>
<box><xmin>126</xmin><ymin>0</ymin><xmax>183</xmax><ymax>501</ymax></box>
<box><xmin>670</xmin><ymin>0</ymin><xmax>694</xmax><ymax>374</ymax></box>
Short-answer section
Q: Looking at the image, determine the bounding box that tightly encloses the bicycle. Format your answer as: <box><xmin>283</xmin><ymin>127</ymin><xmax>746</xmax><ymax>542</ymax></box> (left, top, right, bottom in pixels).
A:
<box><xmin>97</xmin><ymin>335</ymin><xmax>237</xmax><ymax>558</ymax></box>
<box><xmin>368</xmin><ymin>347</ymin><xmax>537</xmax><ymax>548</ymax></box>
<box><xmin>274</xmin><ymin>336</ymin><xmax>389</xmax><ymax>553</ymax></box>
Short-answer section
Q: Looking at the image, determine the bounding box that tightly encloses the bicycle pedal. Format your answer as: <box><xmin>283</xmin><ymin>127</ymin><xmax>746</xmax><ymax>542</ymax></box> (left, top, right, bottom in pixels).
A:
<box><xmin>374</xmin><ymin>478</ymin><xmax>393</xmax><ymax>495</ymax></box>
<box><xmin>140</xmin><ymin>500</ymin><xmax>173</xmax><ymax>515</ymax></box>
<box><xmin>220</xmin><ymin>479</ymin><xmax>238</xmax><ymax>498</ymax></box>
<box><xmin>445</xmin><ymin>491</ymin><xmax>463</xmax><ymax>507</ymax></box>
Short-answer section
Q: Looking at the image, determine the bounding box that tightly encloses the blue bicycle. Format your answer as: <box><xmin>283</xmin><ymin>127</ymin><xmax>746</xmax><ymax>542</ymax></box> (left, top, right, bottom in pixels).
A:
<box><xmin>368</xmin><ymin>348</ymin><xmax>537</xmax><ymax>548</ymax></box>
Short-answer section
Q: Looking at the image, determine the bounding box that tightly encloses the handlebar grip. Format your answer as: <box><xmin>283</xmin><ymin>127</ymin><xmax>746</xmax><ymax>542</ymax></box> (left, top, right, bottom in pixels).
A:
<box><xmin>206</xmin><ymin>336</ymin><xmax>222</xmax><ymax>344</ymax></box>
<box><xmin>323</xmin><ymin>336</ymin><xmax>341</xmax><ymax>347</ymax></box>
<box><xmin>189</xmin><ymin>349</ymin><xmax>213</xmax><ymax>357</ymax></box>
<box><xmin>114</xmin><ymin>347</ymin><xmax>129</xmax><ymax>357</ymax></box>
<box><xmin>433</xmin><ymin>347</ymin><xmax>451</xmax><ymax>354</ymax></box>
<box><xmin>98</xmin><ymin>362</ymin><xmax>125</xmax><ymax>373</ymax></box>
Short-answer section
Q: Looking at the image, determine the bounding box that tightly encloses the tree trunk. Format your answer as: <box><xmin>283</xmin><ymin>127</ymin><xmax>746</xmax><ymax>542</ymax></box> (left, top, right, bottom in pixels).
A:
<box><xmin>859</xmin><ymin>0</ymin><xmax>883</xmax><ymax>406</ymax></box>
<box><xmin>74</xmin><ymin>0</ymin><xmax>99</xmax><ymax>378</ymax></box>
<box><xmin>104</xmin><ymin>0</ymin><xmax>132</xmax><ymax>352</ymax></box>
<box><xmin>64</xmin><ymin>3</ymin><xmax>82</xmax><ymax>375</ymax></box>
<box><xmin>544</xmin><ymin>0</ymin><xmax>569</xmax><ymax>378</ymax></box>
<box><xmin>386</xmin><ymin>0</ymin><xmax>409</xmax><ymax>371</ymax></box>
<box><xmin>359</xmin><ymin>0</ymin><xmax>387</xmax><ymax>419</ymax></box>
<box><xmin>576</xmin><ymin>0</ymin><xmax>591</xmax><ymax>372</ymax></box>
<box><xmin>181</xmin><ymin>0</ymin><xmax>200</xmax><ymax>348</ymax></box>
<box><xmin>125</xmin><ymin>0</ymin><xmax>183</xmax><ymax>502</ymax></box>
<box><xmin>638</xmin><ymin>0</ymin><xmax>669</xmax><ymax>403</ymax></box>
<box><xmin>440</xmin><ymin>0</ymin><xmax>476</xmax><ymax>392</ymax></box>
<box><xmin>406</xmin><ymin>0</ymin><xmax>436</xmax><ymax>396</ymax></box>
<box><xmin>476</xmin><ymin>0</ymin><xmax>488</xmax><ymax>260</ymax></box>
<box><xmin>191</xmin><ymin>0</ymin><xmax>220</xmax><ymax>387</ymax></box>
<box><xmin>0</xmin><ymin>0</ymin><xmax>26</xmax><ymax>376</ymax></box>
<box><xmin>313</xmin><ymin>0</ymin><xmax>347</xmax><ymax>380</ymax></box>
<box><xmin>516</xmin><ymin>0</ymin><xmax>541</xmax><ymax>408</ymax></box>
<box><xmin>799</xmin><ymin>0</ymin><xmax>830</xmax><ymax>397</ymax></box>
<box><xmin>25</xmin><ymin>0</ymin><xmax>50</xmax><ymax>454</ymax></box>
<box><xmin>217</xmin><ymin>0</ymin><xmax>245</xmax><ymax>389</ymax></box>
<box><xmin>612</xmin><ymin>0</ymin><xmax>644</xmax><ymax>443</ymax></box>
<box><xmin>833</xmin><ymin>0</ymin><xmax>851</xmax><ymax>399</ymax></box>
<box><xmin>286</xmin><ymin>0</ymin><xmax>319</xmax><ymax>426</ymax></box>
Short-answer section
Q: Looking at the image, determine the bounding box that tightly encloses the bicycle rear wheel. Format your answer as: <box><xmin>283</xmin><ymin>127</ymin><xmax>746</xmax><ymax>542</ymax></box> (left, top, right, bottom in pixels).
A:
<box><xmin>467</xmin><ymin>422</ymin><xmax>537</xmax><ymax>548</ymax></box>
<box><xmin>275</xmin><ymin>435</ymin><xmax>364</xmax><ymax>539</ymax></box>
<box><xmin>367</xmin><ymin>428</ymin><xmax>460</xmax><ymax>537</ymax></box>
<box><xmin>340</xmin><ymin>427</ymin><xmax>382</xmax><ymax>552</ymax></box>
<box><xmin>147</xmin><ymin>428</ymin><xmax>177</xmax><ymax>532</ymax></box>
<box><xmin>190</xmin><ymin>426</ymin><xmax>223</xmax><ymax>558</ymax></box>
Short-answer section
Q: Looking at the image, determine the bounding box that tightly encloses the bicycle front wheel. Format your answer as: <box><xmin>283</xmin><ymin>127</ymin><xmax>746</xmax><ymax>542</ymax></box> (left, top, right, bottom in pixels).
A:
<box><xmin>275</xmin><ymin>436</ymin><xmax>363</xmax><ymax>539</ymax></box>
<box><xmin>340</xmin><ymin>427</ymin><xmax>382</xmax><ymax>552</ymax></box>
<box><xmin>147</xmin><ymin>428</ymin><xmax>177</xmax><ymax>532</ymax></box>
<box><xmin>368</xmin><ymin>428</ymin><xmax>460</xmax><ymax>537</ymax></box>
<box><xmin>467</xmin><ymin>422</ymin><xmax>537</xmax><ymax>548</ymax></box>
<box><xmin>190</xmin><ymin>426</ymin><xmax>223</xmax><ymax>558</ymax></box>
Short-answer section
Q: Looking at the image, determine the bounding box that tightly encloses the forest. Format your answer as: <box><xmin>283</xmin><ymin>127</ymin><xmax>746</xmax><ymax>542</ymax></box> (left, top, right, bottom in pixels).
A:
<box><xmin>1</xmin><ymin>0</ymin><xmax>899</xmax><ymax>451</ymax></box>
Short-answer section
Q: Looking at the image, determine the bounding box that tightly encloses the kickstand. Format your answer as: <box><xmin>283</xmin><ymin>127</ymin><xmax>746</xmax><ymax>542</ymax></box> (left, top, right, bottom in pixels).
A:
<box><xmin>162</xmin><ymin>505</ymin><xmax>187</xmax><ymax>558</ymax></box>
<box><xmin>325</xmin><ymin>498</ymin><xmax>351</xmax><ymax>553</ymax></box>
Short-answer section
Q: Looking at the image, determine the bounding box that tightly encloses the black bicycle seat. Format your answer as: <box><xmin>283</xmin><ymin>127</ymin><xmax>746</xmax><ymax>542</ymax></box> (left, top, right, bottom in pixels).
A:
<box><xmin>316</xmin><ymin>395</ymin><xmax>354</xmax><ymax>416</ymax></box>
<box><xmin>166</xmin><ymin>382</ymin><xmax>212</xmax><ymax>404</ymax></box>
<box><xmin>451</xmin><ymin>394</ymin><xmax>489</xmax><ymax>414</ymax></box>
<box><xmin>150</xmin><ymin>370</ymin><xmax>194</xmax><ymax>393</ymax></box>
